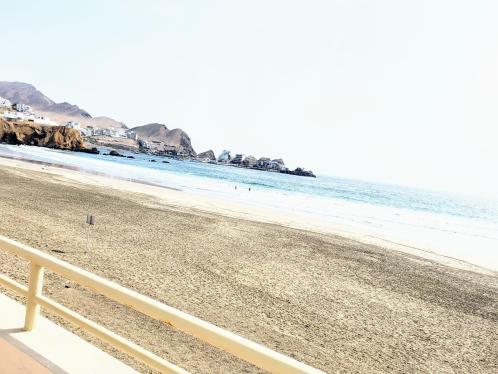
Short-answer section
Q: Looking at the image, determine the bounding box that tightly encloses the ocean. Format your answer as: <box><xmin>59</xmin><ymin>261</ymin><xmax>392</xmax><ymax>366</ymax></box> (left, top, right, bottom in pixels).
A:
<box><xmin>1</xmin><ymin>144</ymin><xmax>497</xmax><ymax>271</ymax></box>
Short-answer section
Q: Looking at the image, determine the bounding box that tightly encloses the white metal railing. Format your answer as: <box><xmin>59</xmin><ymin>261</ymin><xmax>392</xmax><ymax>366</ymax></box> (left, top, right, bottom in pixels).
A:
<box><xmin>0</xmin><ymin>235</ymin><xmax>324</xmax><ymax>374</ymax></box>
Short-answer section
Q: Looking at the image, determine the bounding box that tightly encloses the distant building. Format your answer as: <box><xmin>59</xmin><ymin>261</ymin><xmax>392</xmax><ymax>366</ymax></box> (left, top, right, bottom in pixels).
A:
<box><xmin>107</xmin><ymin>128</ymin><xmax>126</xmax><ymax>138</ymax></box>
<box><xmin>102</xmin><ymin>128</ymin><xmax>112</xmax><ymax>136</ymax></box>
<box><xmin>13</xmin><ymin>103</ymin><xmax>32</xmax><ymax>113</ymax></box>
<box><xmin>0</xmin><ymin>96</ymin><xmax>11</xmax><ymax>108</ymax></box>
<box><xmin>2</xmin><ymin>111</ymin><xmax>23</xmax><ymax>121</ymax></box>
<box><xmin>34</xmin><ymin>116</ymin><xmax>55</xmax><ymax>126</ymax></box>
<box><xmin>217</xmin><ymin>150</ymin><xmax>231</xmax><ymax>162</ymax></box>
<box><xmin>80</xmin><ymin>128</ymin><xmax>93</xmax><ymax>137</ymax></box>
<box><xmin>231</xmin><ymin>154</ymin><xmax>244</xmax><ymax>164</ymax></box>
<box><xmin>126</xmin><ymin>130</ymin><xmax>138</xmax><ymax>140</ymax></box>
<box><xmin>66</xmin><ymin>121</ymin><xmax>81</xmax><ymax>130</ymax></box>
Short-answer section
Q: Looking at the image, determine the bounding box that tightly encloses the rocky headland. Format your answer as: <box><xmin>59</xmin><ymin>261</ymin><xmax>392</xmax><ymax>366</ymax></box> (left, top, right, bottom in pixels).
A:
<box><xmin>131</xmin><ymin>123</ymin><xmax>196</xmax><ymax>157</ymax></box>
<box><xmin>0</xmin><ymin>119</ymin><xmax>97</xmax><ymax>153</ymax></box>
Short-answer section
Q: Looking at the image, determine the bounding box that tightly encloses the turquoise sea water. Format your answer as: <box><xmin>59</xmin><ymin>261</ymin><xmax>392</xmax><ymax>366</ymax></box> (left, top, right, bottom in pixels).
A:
<box><xmin>65</xmin><ymin>147</ymin><xmax>498</xmax><ymax>224</ymax></box>
<box><xmin>1</xmin><ymin>144</ymin><xmax>497</xmax><ymax>270</ymax></box>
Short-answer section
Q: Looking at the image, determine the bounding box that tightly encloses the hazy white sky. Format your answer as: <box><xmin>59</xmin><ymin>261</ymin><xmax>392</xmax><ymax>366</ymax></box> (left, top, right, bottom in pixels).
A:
<box><xmin>2</xmin><ymin>1</ymin><xmax>498</xmax><ymax>196</ymax></box>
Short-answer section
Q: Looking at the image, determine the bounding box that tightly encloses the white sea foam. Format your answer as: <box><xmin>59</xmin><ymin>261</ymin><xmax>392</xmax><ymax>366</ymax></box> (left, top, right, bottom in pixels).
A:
<box><xmin>1</xmin><ymin>144</ymin><xmax>497</xmax><ymax>272</ymax></box>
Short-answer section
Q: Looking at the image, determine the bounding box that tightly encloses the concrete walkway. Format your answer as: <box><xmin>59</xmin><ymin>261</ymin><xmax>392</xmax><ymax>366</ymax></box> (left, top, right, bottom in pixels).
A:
<box><xmin>0</xmin><ymin>292</ymin><xmax>137</xmax><ymax>374</ymax></box>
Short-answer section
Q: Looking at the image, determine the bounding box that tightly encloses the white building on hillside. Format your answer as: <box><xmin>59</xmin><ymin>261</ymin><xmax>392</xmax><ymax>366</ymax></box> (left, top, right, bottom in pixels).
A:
<box><xmin>80</xmin><ymin>128</ymin><xmax>93</xmax><ymax>137</ymax></box>
<box><xmin>34</xmin><ymin>116</ymin><xmax>56</xmax><ymax>126</ymax></box>
<box><xmin>2</xmin><ymin>111</ymin><xmax>23</xmax><ymax>121</ymax></box>
<box><xmin>13</xmin><ymin>103</ymin><xmax>32</xmax><ymax>113</ymax></box>
<box><xmin>66</xmin><ymin>121</ymin><xmax>81</xmax><ymax>130</ymax></box>
<box><xmin>126</xmin><ymin>130</ymin><xmax>138</xmax><ymax>140</ymax></box>
<box><xmin>0</xmin><ymin>96</ymin><xmax>11</xmax><ymax>107</ymax></box>
<box><xmin>109</xmin><ymin>128</ymin><xmax>126</xmax><ymax>138</ymax></box>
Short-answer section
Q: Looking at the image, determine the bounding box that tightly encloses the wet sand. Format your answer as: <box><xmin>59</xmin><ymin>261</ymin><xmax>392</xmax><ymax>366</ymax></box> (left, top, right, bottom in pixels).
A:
<box><xmin>0</xmin><ymin>163</ymin><xmax>497</xmax><ymax>373</ymax></box>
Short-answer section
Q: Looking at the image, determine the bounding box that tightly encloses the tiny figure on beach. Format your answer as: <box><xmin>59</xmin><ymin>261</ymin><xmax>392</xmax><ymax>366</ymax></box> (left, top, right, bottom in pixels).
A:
<box><xmin>235</xmin><ymin>186</ymin><xmax>237</xmax><ymax>190</ymax></box>
<box><xmin>249</xmin><ymin>187</ymin><xmax>251</xmax><ymax>192</ymax></box>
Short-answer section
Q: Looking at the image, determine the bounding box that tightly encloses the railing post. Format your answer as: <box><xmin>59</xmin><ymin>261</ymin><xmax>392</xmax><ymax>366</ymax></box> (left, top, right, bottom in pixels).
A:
<box><xmin>24</xmin><ymin>262</ymin><xmax>45</xmax><ymax>331</ymax></box>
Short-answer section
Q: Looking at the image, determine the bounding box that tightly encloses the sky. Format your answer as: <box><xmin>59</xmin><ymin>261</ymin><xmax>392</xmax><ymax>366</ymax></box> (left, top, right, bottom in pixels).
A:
<box><xmin>2</xmin><ymin>0</ymin><xmax>498</xmax><ymax>197</ymax></box>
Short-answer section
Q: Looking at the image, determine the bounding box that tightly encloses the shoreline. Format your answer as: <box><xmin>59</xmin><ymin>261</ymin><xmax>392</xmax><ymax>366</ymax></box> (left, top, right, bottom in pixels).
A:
<box><xmin>0</xmin><ymin>157</ymin><xmax>497</xmax><ymax>373</ymax></box>
<box><xmin>0</xmin><ymin>155</ymin><xmax>495</xmax><ymax>276</ymax></box>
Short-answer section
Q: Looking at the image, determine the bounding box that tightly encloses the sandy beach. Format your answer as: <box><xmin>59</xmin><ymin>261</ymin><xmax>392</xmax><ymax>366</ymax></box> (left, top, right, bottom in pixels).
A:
<box><xmin>0</xmin><ymin>158</ymin><xmax>497</xmax><ymax>373</ymax></box>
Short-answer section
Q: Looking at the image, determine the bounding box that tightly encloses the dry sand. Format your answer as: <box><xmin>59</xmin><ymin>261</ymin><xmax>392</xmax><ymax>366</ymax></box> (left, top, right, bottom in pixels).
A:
<box><xmin>0</xmin><ymin>162</ymin><xmax>497</xmax><ymax>373</ymax></box>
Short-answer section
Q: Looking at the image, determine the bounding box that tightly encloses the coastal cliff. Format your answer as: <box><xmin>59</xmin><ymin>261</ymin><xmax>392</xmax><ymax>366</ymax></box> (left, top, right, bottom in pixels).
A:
<box><xmin>0</xmin><ymin>119</ymin><xmax>89</xmax><ymax>151</ymax></box>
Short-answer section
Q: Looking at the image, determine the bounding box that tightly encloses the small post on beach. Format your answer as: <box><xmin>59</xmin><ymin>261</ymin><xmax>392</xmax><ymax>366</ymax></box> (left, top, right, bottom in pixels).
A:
<box><xmin>85</xmin><ymin>214</ymin><xmax>95</xmax><ymax>252</ymax></box>
<box><xmin>24</xmin><ymin>263</ymin><xmax>45</xmax><ymax>331</ymax></box>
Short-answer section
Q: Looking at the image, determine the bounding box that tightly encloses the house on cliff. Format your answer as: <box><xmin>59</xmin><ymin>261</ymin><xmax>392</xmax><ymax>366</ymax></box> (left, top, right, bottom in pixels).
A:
<box><xmin>2</xmin><ymin>111</ymin><xmax>23</xmax><ymax>121</ymax></box>
<box><xmin>126</xmin><ymin>130</ymin><xmax>138</xmax><ymax>140</ymax></box>
<box><xmin>34</xmin><ymin>115</ymin><xmax>55</xmax><ymax>126</ymax></box>
<box><xmin>80</xmin><ymin>128</ymin><xmax>92</xmax><ymax>137</ymax></box>
<box><xmin>13</xmin><ymin>103</ymin><xmax>32</xmax><ymax>113</ymax></box>
<box><xmin>66</xmin><ymin>121</ymin><xmax>81</xmax><ymax>130</ymax></box>
<box><xmin>0</xmin><ymin>96</ymin><xmax>11</xmax><ymax>107</ymax></box>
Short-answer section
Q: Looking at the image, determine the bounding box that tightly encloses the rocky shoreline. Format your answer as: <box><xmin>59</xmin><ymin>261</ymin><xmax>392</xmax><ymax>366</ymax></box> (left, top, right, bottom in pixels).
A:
<box><xmin>0</xmin><ymin>120</ymin><xmax>316</xmax><ymax>178</ymax></box>
<box><xmin>0</xmin><ymin>82</ymin><xmax>318</xmax><ymax>178</ymax></box>
<box><xmin>194</xmin><ymin>149</ymin><xmax>316</xmax><ymax>177</ymax></box>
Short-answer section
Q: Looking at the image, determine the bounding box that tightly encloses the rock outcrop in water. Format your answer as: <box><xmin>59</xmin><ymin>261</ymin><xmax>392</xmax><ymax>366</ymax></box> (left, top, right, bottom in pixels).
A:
<box><xmin>280</xmin><ymin>167</ymin><xmax>316</xmax><ymax>178</ymax></box>
<box><xmin>196</xmin><ymin>150</ymin><xmax>216</xmax><ymax>161</ymax></box>
<box><xmin>242</xmin><ymin>155</ymin><xmax>257</xmax><ymax>167</ymax></box>
<box><xmin>131</xmin><ymin>123</ymin><xmax>196</xmax><ymax>157</ymax></box>
<box><xmin>0</xmin><ymin>119</ymin><xmax>94</xmax><ymax>152</ymax></box>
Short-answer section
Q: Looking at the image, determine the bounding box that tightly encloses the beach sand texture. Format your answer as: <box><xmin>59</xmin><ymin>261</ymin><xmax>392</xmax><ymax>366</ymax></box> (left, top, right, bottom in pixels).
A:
<box><xmin>0</xmin><ymin>164</ymin><xmax>497</xmax><ymax>373</ymax></box>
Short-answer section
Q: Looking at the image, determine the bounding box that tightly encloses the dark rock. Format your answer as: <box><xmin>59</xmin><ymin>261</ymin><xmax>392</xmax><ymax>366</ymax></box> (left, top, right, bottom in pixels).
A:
<box><xmin>108</xmin><ymin>150</ymin><xmax>124</xmax><ymax>157</ymax></box>
<box><xmin>126</xmin><ymin>155</ymin><xmax>135</xmax><ymax>159</ymax></box>
<box><xmin>162</xmin><ymin>160</ymin><xmax>170</xmax><ymax>163</ymax></box>
<box><xmin>280</xmin><ymin>167</ymin><xmax>316</xmax><ymax>178</ymax></box>
<box><xmin>131</xmin><ymin>123</ymin><xmax>197</xmax><ymax>156</ymax></box>
<box><xmin>77</xmin><ymin>147</ymin><xmax>99</xmax><ymax>154</ymax></box>
<box><xmin>242</xmin><ymin>155</ymin><xmax>257</xmax><ymax>167</ymax></box>
<box><xmin>196</xmin><ymin>150</ymin><xmax>216</xmax><ymax>161</ymax></box>
<box><xmin>149</xmin><ymin>159</ymin><xmax>157</xmax><ymax>162</ymax></box>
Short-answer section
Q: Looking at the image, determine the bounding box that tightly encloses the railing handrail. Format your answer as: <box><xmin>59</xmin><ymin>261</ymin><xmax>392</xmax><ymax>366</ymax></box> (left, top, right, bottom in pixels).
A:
<box><xmin>0</xmin><ymin>235</ymin><xmax>323</xmax><ymax>374</ymax></box>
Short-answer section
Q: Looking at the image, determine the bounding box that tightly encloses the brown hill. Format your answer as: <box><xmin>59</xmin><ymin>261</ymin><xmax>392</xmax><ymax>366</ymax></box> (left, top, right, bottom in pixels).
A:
<box><xmin>0</xmin><ymin>81</ymin><xmax>126</xmax><ymax>129</ymax></box>
<box><xmin>132</xmin><ymin>123</ymin><xmax>196</xmax><ymax>156</ymax></box>
<box><xmin>0</xmin><ymin>81</ymin><xmax>54</xmax><ymax>108</ymax></box>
